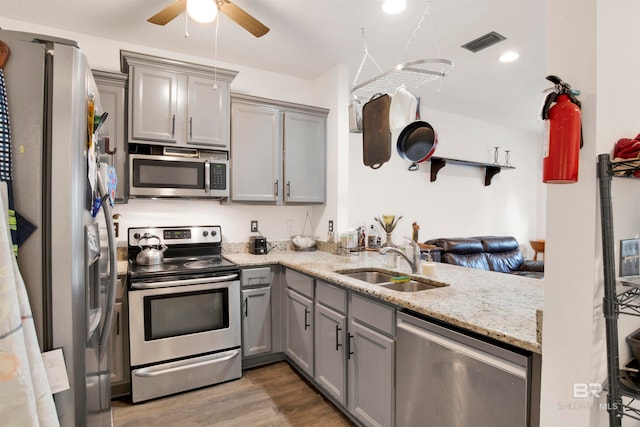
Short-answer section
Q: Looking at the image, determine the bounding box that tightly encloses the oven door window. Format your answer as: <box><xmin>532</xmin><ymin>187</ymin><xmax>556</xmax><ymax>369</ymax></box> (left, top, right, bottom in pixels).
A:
<box><xmin>143</xmin><ymin>288</ymin><xmax>229</xmax><ymax>340</ymax></box>
<box><xmin>133</xmin><ymin>158</ymin><xmax>205</xmax><ymax>189</ymax></box>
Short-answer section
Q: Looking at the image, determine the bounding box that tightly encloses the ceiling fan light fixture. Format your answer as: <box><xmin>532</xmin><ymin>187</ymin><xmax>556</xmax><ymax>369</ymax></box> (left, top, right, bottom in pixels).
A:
<box><xmin>187</xmin><ymin>0</ymin><xmax>218</xmax><ymax>23</ymax></box>
<box><xmin>382</xmin><ymin>0</ymin><xmax>406</xmax><ymax>14</ymax></box>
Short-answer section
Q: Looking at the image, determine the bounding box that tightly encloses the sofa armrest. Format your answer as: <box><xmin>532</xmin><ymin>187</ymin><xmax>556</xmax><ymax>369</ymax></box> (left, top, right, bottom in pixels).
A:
<box><xmin>521</xmin><ymin>260</ymin><xmax>544</xmax><ymax>272</ymax></box>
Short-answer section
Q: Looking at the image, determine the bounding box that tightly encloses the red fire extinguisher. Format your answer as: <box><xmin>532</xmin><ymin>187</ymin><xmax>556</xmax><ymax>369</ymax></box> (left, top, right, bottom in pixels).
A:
<box><xmin>541</xmin><ymin>75</ymin><xmax>583</xmax><ymax>183</ymax></box>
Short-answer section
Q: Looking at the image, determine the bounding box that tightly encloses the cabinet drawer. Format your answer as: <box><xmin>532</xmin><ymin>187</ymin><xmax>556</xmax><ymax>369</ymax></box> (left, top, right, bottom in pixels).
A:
<box><xmin>349</xmin><ymin>293</ymin><xmax>395</xmax><ymax>336</ymax></box>
<box><xmin>242</xmin><ymin>267</ymin><xmax>272</xmax><ymax>287</ymax></box>
<box><xmin>286</xmin><ymin>269</ymin><xmax>314</xmax><ymax>298</ymax></box>
<box><xmin>316</xmin><ymin>280</ymin><xmax>346</xmax><ymax>313</ymax></box>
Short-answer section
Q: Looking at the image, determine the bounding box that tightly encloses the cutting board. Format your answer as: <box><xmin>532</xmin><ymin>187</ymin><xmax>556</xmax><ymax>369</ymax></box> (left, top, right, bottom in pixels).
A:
<box><xmin>362</xmin><ymin>94</ymin><xmax>392</xmax><ymax>169</ymax></box>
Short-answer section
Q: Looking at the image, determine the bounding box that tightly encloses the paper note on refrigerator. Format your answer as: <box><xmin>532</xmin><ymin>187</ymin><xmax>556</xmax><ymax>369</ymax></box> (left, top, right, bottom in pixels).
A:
<box><xmin>41</xmin><ymin>348</ymin><xmax>70</xmax><ymax>394</ymax></box>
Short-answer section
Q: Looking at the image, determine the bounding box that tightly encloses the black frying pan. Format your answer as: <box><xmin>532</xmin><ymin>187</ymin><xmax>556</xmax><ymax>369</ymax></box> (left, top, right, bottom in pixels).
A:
<box><xmin>396</xmin><ymin>99</ymin><xmax>437</xmax><ymax>171</ymax></box>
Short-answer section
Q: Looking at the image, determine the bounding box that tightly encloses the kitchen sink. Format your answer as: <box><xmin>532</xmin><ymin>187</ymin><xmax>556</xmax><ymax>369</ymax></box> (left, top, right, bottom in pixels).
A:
<box><xmin>381</xmin><ymin>281</ymin><xmax>438</xmax><ymax>292</ymax></box>
<box><xmin>339</xmin><ymin>270</ymin><xmax>394</xmax><ymax>284</ymax></box>
<box><xmin>335</xmin><ymin>268</ymin><xmax>447</xmax><ymax>292</ymax></box>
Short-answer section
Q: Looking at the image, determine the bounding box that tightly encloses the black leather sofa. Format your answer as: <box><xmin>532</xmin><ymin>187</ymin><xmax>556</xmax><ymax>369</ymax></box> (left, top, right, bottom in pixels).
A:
<box><xmin>424</xmin><ymin>236</ymin><xmax>544</xmax><ymax>279</ymax></box>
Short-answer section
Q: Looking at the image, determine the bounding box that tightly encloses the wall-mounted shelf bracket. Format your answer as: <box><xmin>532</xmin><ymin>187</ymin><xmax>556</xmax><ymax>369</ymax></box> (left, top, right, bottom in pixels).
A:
<box><xmin>429</xmin><ymin>156</ymin><xmax>515</xmax><ymax>186</ymax></box>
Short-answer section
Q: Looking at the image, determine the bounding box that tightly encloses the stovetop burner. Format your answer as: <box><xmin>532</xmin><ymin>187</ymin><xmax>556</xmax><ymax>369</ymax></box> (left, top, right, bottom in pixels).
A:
<box><xmin>184</xmin><ymin>259</ymin><xmax>224</xmax><ymax>269</ymax></box>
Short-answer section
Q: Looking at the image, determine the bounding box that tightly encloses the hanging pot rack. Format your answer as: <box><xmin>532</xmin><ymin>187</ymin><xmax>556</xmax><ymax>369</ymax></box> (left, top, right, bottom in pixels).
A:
<box><xmin>350</xmin><ymin>0</ymin><xmax>453</xmax><ymax>100</ymax></box>
<box><xmin>351</xmin><ymin>58</ymin><xmax>453</xmax><ymax>99</ymax></box>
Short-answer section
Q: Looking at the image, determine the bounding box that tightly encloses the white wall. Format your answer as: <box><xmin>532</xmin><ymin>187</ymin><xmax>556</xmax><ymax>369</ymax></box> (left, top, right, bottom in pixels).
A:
<box><xmin>348</xmin><ymin>107</ymin><xmax>543</xmax><ymax>252</ymax></box>
<box><xmin>542</xmin><ymin>1</ymin><xmax>640</xmax><ymax>426</ymax></box>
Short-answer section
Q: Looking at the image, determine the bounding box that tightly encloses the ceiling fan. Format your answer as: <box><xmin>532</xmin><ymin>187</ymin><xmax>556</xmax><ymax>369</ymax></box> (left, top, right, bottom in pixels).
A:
<box><xmin>147</xmin><ymin>0</ymin><xmax>270</xmax><ymax>38</ymax></box>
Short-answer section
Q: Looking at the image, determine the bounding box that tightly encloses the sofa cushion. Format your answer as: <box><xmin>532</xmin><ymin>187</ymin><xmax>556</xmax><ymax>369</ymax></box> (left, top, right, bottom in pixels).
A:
<box><xmin>476</xmin><ymin>236</ymin><xmax>524</xmax><ymax>273</ymax></box>
<box><xmin>427</xmin><ymin>238</ymin><xmax>490</xmax><ymax>270</ymax></box>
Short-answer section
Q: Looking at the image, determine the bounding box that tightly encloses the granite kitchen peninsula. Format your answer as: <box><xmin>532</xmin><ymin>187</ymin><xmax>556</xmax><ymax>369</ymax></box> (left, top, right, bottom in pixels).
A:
<box><xmin>226</xmin><ymin>249</ymin><xmax>543</xmax><ymax>353</ymax></box>
<box><xmin>226</xmin><ymin>248</ymin><xmax>542</xmax><ymax>426</ymax></box>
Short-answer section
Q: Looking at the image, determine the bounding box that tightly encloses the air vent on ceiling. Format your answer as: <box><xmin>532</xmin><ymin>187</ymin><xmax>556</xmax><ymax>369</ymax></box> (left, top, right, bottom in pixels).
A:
<box><xmin>461</xmin><ymin>31</ymin><xmax>506</xmax><ymax>53</ymax></box>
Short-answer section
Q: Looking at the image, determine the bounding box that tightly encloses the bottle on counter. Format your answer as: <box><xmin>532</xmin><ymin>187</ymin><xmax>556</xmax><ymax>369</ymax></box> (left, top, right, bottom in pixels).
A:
<box><xmin>421</xmin><ymin>249</ymin><xmax>437</xmax><ymax>276</ymax></box>
<box><xmin>367</xmin><ymin>225</ymin><xmax>380</xmax><ymax>249</ymax></box>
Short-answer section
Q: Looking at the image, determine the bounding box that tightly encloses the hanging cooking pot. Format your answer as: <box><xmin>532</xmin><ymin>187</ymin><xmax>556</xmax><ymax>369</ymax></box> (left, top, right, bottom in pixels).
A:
<box><xmin>135</xmin><ymin>233</ymin><xmax>168</xmax><ymax>266</ymax></box>
<box><xmin>396</xmin><ymin>98</ymin><xmax>438</xmax><ymax>171</ymax></box>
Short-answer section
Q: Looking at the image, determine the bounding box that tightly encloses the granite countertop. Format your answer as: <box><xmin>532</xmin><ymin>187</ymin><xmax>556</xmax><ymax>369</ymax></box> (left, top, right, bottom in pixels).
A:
<box><xmin>224</xmin><ymin>250</ymin><xmax>544</xmax><ymax>354</ymax></box>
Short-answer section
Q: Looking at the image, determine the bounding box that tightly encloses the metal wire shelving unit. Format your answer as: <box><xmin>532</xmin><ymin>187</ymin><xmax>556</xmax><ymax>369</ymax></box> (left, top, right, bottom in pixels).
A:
<box><xmin>598</xmin><ymin>153</ymin><xmax>640</xmax><ymax>426</ymax></box>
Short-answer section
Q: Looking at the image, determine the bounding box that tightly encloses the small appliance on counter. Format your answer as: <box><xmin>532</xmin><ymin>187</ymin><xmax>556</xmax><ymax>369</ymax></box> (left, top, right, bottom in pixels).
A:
<box><xmin>249</xmin><ymin>236</ymin><xmax>268</xmax><ymax>254</ymax></box>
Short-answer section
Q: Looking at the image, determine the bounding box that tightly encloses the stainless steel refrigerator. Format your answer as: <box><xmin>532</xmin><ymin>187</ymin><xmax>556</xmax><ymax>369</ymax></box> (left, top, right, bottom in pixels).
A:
<box><xmin>0</xmin><ymin>29</ymin><xmax>117</xmax><ymax>427</ymax></box>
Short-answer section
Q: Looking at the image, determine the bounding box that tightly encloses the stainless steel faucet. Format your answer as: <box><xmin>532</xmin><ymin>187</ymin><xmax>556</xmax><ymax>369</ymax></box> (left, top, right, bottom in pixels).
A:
<box><xmin>379</xmin><ymin>238</ymin><xmax>421</xmax><ymax>273</ymax></box>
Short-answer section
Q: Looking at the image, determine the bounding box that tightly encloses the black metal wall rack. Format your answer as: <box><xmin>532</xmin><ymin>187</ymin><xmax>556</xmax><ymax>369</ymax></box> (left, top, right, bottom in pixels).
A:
<box><xmin>598</xmin><ymin>153</ymin><xmax>640</xmax><ymax>426</ymax></box>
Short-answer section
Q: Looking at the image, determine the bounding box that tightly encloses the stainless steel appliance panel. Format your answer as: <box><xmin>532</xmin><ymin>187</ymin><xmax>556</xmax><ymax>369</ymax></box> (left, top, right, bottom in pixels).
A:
<box><xmin>128</xmin><ymin>278</ymin><xmax>240</xmax><ymax>366</ymax></box>
<box><xmin>129</xmin><ymin>151</ymin><xmax>229</xmax><ymax>199</ymax></box>
<box><xmin>131</xmin><ymin>349</ymin><xmax>241</xmax><ymax>403</ymax></box>
<box><xmin>396</xmin><ymin>312</ymin><xmax>528</xmax><ymax>427</ymax></box>
<box><xmin>2</xmin><ymin>30</ymin><xmax>117</xmax><ymax>427</ymax></box>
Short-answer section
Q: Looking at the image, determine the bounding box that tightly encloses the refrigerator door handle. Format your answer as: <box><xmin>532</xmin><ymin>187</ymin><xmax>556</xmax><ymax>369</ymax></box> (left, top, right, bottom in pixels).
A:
<box><xmin>97</xmin><ymin>169</ymin><xmax>117</xmax><ymax>363</ymax></box>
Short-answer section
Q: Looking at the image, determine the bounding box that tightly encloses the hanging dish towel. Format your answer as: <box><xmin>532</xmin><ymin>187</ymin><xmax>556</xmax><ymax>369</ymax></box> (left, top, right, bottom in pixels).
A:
<box><xmin>389</xmin><ymin>85</ymin><xmax>417</xmax><ymax>132</ymax></box>
<box><xmin>0</xmin><ymin>46</ymin><xmax>36</xmax><ymax>255</ymax></box>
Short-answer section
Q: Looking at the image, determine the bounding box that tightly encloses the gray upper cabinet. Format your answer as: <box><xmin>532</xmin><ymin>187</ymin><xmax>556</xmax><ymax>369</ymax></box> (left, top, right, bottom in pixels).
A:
<box><xmin>284</xmin><ymin>111</ymin><xmax>326</xmax><ymax>204</ymax></box>
<box><xmin>93</xmin><ymin>70</ymin><xmax>128</xmax><ymax>203</ymax></box>
<box><xmin>121</xmin><ymin>51</ymin><xmax>237</xmax><ymax>151</ymax></box>
<box><xmin>231</xmin><ymin>93</ymin><xmax>328</xmax><ymax>204</ymax></box>
<box><xmin>231</xmin><ymin>102</ymin><xmax>281</xmax><ymax>202</ymax></box>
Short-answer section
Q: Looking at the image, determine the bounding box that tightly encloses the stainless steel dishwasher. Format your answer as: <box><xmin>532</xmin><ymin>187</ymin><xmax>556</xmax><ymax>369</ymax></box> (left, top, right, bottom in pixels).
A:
<box><xmin>396</xmin><ymin>311</ymin><xmax>529</xmax><ymax>427</ymax></box>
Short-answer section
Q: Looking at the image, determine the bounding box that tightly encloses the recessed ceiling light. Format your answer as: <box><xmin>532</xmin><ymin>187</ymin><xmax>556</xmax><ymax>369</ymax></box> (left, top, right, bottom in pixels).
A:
<box><xmin>382</xmin><ymin>0</ymin><xmax>406</xmax><ymax>14</ymax></box>
<box><xmin>499</xmin><ymin>51</ymin><xmax>520</xmax><ymax>63</ymax></box>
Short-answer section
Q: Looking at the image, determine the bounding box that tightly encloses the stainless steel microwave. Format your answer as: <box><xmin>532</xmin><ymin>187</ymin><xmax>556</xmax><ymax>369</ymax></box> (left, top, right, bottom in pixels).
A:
<box><xmin>129</xmin><ymin>147</ymin><xmax>229</xmax><ymax>199</ymax></box>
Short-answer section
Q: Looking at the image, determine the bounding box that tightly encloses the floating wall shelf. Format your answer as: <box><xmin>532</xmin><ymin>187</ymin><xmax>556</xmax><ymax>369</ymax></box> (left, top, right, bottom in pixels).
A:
<box><xmin>429</xmin><ymin>156</ymin><xmax>516</xmax><ymax>186</ymax></box>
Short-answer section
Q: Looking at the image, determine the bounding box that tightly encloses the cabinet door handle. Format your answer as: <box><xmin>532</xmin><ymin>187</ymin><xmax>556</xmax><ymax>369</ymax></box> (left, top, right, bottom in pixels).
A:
<box><xmin>286</xmin><ymin>180</ymin><xmax>291</xmax><ymax>198</ymax></box>
<box><xmin>274</xmin><ymin>180</ymin><xmax>279</xmax><ymax>197</ymax></box>
<box><xmin>304</xmin><ymin>308</ymin><xmax>310</xmax><ymax>330</ymax></box>
<box><xmin>244</xmin><ymin>297</ymin><xmax>248</xmax><ymax>317</ymax></box>
<box><xmin>347</xmin><ymin>333</ymin><xmax>354</xmax><ymax>359</ymax></box>
<box><xmin>116</xmin><ymin>311</ymin><xmax>120</xmax><ymax>336</ymax></box>
<box><xmin>189</xmin><ymin>117</ymin><xmax>193</xmax><ymax>139</ymax></box>
<box><xmin>335</xmin><ymin>325</ymin><xmax>342</xmax><ymax>351</ymax></box>
<box><xmin>171</xmin><ymin>114</ymin><xmax>176</xmax><ymax>138</ymax></box>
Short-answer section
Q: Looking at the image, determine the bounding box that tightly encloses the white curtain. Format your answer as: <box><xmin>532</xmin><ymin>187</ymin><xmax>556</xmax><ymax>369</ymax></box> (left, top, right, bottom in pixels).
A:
<box><xmin>0</xmin><ymin>182</ymin><xmax>59</xmax><ymax>426</ymax></box>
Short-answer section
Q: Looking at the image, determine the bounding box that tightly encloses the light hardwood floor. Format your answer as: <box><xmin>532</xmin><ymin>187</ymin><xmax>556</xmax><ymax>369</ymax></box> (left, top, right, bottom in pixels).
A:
<box><xmin>112</xmin><ymin>362</ymin><xmax>355</xmax><ymax>426</ymax></box>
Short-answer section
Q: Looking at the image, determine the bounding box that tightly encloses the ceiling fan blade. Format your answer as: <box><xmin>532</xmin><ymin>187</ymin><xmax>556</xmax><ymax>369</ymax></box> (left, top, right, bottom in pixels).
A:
<box><xmin>218</xmin><ymin>1</ymin><xmax>270</xmax><ymax>37</ymax></box>
<box><xmin>148</xmin><ymin>0</ymin><xmax>187</xmax><ymax>25</ymax></box>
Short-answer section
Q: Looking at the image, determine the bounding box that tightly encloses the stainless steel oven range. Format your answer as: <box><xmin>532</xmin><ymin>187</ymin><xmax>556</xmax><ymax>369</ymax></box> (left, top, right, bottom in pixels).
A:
<box><xmin>127</xmin><ymin>225</ymin><xmax>241</xmax><ymax>403</ymax></box>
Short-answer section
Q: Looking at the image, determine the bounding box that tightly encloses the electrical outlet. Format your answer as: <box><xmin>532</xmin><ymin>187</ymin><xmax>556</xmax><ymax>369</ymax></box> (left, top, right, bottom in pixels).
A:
<box><xmin>251</xmin><ymin>220</ymin><xmax>258</xmax><ymax>233</ymax></box>
<box><xmin>328</xmin><ymin>220</ymin><xmax>334</xmax><ymax>232</ymax></box>
<box><xmin>287</xmin><ymin>219</ymin><xmax>296</xmax><ymax>234</ymax></box>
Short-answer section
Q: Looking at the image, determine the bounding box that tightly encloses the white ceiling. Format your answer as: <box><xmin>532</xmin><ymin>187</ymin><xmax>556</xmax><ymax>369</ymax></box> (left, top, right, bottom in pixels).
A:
<box><xmin>0</xmin><ymin>0</ymin><xmax>547</xmax><ymax>133</ymax></box>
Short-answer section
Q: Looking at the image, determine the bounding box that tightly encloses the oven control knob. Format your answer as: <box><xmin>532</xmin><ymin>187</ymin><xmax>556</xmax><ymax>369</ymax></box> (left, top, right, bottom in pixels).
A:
<box><xmin>203</xmin><ymin>231</ymin><xmax>209</xmax><ymax>237</ymax></box>
<box><xmin>211</xmin><ymin>230</ymin><xmax>217</xmax><ymax>237</ymax></box>
<box><xmin>133</xmin><ymin>232</ymin><xmax>140</xmax><ymax>239</ymax></box>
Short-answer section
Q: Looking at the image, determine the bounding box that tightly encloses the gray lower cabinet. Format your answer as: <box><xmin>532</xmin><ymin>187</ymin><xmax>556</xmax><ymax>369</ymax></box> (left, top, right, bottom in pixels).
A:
<box><xmin>241</xmin><ymin>267</ymin><xmax>273</xmax><ymax>359</ymax></box>
<box><xmin>316</xmin><ymin>282</ymin><xmax>398</xmax><ymax>427</ymax></box>
<box><xmin>314</xmin><ymin>281</ymin><xmax>347</xmax><ymax>406</ymax></box>
<box><xmin>284</xmin><ymin>269</ymin><xmax>314</xmax><ymax>376</ymax></box>
<box><xmin>109</xmin><ymin>277</ymin><xmax>130</xmax><ymax>397</ymax></box>
<box><xmin>347</xmin><ymin>294</ymin><xmax>395</xmax><ymax>427</ymax></box>
<box><xmin>395</xmin><ymin>311</ymin><xmax>530</xmax><ymax>427</ymax></box>
<box><xmin>241</xmin><ymin>286</ymin><xmax>272</xmax><ymax>357</ymax></box>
